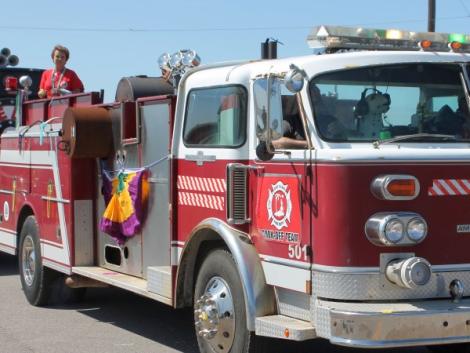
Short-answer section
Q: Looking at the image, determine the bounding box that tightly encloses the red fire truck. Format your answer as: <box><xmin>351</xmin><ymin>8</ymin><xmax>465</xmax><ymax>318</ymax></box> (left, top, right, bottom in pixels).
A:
<box><xmin>3</xmin><ymin>25</ymin><xmax>470</xmax><ymax>352</ymax></box>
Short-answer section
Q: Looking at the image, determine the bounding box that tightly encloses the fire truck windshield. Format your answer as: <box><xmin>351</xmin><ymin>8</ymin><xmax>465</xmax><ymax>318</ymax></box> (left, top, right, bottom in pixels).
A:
<box><xmin>309</xmin><ymin>63</ymin><xmax>470</xmax><ymax>143</ymax></box>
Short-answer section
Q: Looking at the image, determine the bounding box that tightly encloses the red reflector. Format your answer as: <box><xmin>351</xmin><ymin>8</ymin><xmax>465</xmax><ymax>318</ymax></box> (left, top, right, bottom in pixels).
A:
<box><xmin>387</xmin><ymin>179</ymin><xmax>416</xmax><ymax>197</ymax></box>
<box><xmin>4</xmin><ymin>76</ymin><xmax>18</xmax><ymax>91</ymax></box>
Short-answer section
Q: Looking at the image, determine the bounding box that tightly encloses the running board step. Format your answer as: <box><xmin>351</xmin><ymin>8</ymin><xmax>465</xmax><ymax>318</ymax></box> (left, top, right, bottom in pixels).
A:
<box><xmin>147</xmin><ymin>266</ymin><xmax>172</xmax><ymax>298</ymax></box>
<box><xmin>255</xmin><ymin>315</ymin><xmax>316</xmax><ymax>341</ymax></box>
<box><xmin>72</xmin><ymin>266</ymin><xmax>172</xmax><ymax>305</ymax></box>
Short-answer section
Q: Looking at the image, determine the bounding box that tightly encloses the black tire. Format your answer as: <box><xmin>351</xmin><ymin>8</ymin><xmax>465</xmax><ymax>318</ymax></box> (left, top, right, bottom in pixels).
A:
<box><xmin>194</xmin><ymin>249</ymin><xmax>268</xmax><ymax>353</ymax></box>
<box><xmin>18</xmin><ymin>216</ymin><xmax>56</xmax><ymax>306</ymax></box>
<box><xmin>427</xmin><ymin>343</ymin><xmax>470</xmax><ymax>353</ymax></box>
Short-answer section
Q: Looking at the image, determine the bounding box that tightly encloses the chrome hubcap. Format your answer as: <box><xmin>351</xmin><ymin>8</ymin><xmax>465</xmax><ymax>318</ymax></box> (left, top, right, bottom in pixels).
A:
<box><xmin>194</xmin><ymin>277</ymin><xmax>235</xmax><ymax>353</ymax></box>
<box><xmin>22</xmin><ymin>235</ymin><xmax>36</xmax><ymax>287</ymax></box>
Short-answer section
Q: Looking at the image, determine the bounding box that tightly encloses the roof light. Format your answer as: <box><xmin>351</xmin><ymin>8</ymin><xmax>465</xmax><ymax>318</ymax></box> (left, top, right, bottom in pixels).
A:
<box><xmin>448</xmin><ymin>33</ymin><xmax>467</xmax><ymax>43</ymax></box>
<box><xmin>4</xmin><ymin>76</ymin><xmax>18</xmax><ymax>91</ymax></box>
<box><xmin>307</xmin><ymin>25</ymin><xmax>470</xmax><ymax>53</ymax></box>
<box><xmin>356</xmin><ymin>27</ymin><xmax>378</xmax><ymax>39</ymax></box>
<box><xmin>449</xmin><ymin>41</ymin><xmax>463</xmax><ymax>51</ymax></box>
<box><xmin>385</xmin><ymin>29</ymin><xmax>404</xmax><ymax>40</ymax></box>
<box><xmin>419</xmin><ymin>40</ymin><xmax>433</xmax><ymax>50</ymax></box>
<box><xmin>158</xmin><ymin>49</ymin><xmax>201</xmax><ymax>88</ymax></box>
<box><xmin>181</xmin><ymin>50</ymin><xmax>201</xmax><ymax>67</ymax></box>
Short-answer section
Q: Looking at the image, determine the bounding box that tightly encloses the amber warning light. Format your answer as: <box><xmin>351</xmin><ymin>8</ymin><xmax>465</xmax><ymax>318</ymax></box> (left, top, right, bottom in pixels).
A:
<box><xmin>419</xmin><ymin>40</ymin><xmax>433</xmax><ymax>49</ymax></box>
<box><xmin>371</xmin><ymin>175</ymin><xmax>420</xmax><ymax>200</ymax></box>
<box><xmin>386</xmin><ymin>179</ymin><xmax>416</xmax><ymax>197</ymax></box>
<box><xmin>450</xmin><ymin>41</ymin><xmax>463</xmax><ymax>51</ymax></box>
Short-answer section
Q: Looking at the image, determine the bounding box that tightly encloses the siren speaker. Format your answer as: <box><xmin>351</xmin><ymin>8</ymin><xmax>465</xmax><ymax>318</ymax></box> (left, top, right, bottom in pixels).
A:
<box><xmin>7</xmin><ymin>55</ymin><xmax>19</xmax><ymax>67</ymax></box>
<box><xmin>0</xmin><ymin>48</ymin><xmax>10</xmax><ymax>57</ymax></box>
<box><xmin>0</xmin><ymin>55</ymin><xmax>6</xmax><ymax>67</ymax></box>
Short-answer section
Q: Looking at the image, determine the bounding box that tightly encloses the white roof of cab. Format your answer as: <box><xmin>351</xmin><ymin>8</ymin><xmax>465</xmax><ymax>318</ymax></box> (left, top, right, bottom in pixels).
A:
<box><xmin>184</xmin><ymin>51</ymin><xmax>470</xmax><ymax>87</ymax></box>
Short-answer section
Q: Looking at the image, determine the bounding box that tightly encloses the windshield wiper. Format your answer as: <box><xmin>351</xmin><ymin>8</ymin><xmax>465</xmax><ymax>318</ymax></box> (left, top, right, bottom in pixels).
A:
<box><xmin>373</xmin><ymin>133</ymin><xmax>458</xmax><ymax>148</ymax></box>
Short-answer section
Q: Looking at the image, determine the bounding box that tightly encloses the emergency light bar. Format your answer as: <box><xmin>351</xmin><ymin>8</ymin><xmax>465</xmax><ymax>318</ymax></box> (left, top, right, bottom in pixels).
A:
<box><xmin>307</xmin><ymin>25</ymin><xmax>470</xmax><ymax>53</ymax></box>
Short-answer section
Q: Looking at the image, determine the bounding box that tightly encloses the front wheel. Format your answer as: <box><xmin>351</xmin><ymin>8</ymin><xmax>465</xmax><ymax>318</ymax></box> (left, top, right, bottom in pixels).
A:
<box><xmin>18</xmin><ymin>216</ymin><xmax>55</xmax><ymax>306</ymax></box>
<box><xmin>194</xmin><ymin>249</ymin><xmax>267</xmax><ymax>353</ymax></box>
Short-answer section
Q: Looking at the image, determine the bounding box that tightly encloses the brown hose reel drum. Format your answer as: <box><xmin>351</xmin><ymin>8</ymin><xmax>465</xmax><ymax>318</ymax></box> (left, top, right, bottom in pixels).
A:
<box><xmin>61</xmin><ymin>107</ymin><xmax>114</xmax><ymax>158</ymax></box>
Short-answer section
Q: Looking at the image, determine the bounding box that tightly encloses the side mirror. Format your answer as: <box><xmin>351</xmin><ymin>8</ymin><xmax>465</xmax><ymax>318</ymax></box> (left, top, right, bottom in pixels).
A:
<box><xmin>285</xmin><ymin>64</ymin><xmax>306</xmax><ymax>93</ymax></box>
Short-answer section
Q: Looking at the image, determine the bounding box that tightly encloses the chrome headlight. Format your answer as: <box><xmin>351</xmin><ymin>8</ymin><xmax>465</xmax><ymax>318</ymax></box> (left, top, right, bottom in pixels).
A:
<box><xmin>169</xmin><ymin>51</ymin><xmax>183</xmax><ymax>69</ymax></box>
<box><xmin>384</xmin><ymin>218</ymin><xmax>404</xmax><ymax>243</ymax></box>
<box><xmin>158</xmin><ymin>52</ymin><xmax>171</xmax><ymax>71</ymax></box>
<box><xmin>406</xmin><ymin>218</ymin><xmax>428</xmax><ymax>243</ymax></box>
<box><xmin>365</xmin><ymin>212</ymin><xmax>428</xmax><ymax>246</ymax></box>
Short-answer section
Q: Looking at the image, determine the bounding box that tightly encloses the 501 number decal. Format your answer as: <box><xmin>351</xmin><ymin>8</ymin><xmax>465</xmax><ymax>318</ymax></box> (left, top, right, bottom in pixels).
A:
<box><xmin>288</xmin><ymin>244</ymin><xmax>308</xmax><ymax>261</ymax></box>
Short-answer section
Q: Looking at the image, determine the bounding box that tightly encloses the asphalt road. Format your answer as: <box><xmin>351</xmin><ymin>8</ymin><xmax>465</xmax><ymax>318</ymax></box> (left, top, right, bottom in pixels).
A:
<box><xmin>0</xmin><ymin>253</ymin><xmax>429</xmax><ymax>353</ymax></box>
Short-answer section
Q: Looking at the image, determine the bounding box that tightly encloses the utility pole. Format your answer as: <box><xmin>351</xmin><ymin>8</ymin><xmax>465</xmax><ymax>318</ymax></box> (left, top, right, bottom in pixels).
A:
<box><xmin>428</xmin><ymin>0</ymin><xmax>436</xmax><ymax>32</ymax></box>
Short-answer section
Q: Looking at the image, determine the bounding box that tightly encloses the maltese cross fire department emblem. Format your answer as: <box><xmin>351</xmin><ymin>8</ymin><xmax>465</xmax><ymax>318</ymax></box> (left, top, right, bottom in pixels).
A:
<box><xmin>267</xmin><ymin>181</ymin><xmax>292</xmax><ymax>230</ymax></box>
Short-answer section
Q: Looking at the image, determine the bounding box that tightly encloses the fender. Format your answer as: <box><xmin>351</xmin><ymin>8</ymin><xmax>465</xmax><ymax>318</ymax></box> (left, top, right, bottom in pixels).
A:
<box><xmin>175</xmin><ymin>217</ymin><xmax>276</xmax><ymax>331</ymax></box>
<box><xmin>15</xmin><ymin>203</ymin><xmax>36</xmax><ymax>249</ymax></box>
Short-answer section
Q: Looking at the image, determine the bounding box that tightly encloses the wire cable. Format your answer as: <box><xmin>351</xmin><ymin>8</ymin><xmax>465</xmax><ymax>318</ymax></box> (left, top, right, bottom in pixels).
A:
<box><xmin>1</xmin><ymin>15</ymin><xmax>469</xmax><ymax>33</ymax></box>
<box><xmin>459</xmin><ymin>0</ymin><xmax>470</xmax><ymax>16</ymax></box>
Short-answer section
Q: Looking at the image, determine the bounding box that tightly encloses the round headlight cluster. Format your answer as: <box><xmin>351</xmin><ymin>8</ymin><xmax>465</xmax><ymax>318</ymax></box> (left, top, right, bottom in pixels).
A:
<box><xmin>365</xmin><ymin>212</ymin><xmax>428</xmax><ymax>247</ymax></box>
<box><xmin>383</xmin><ymin>216</ymin><xmax>427</xmax><ymax>245</ymax></box>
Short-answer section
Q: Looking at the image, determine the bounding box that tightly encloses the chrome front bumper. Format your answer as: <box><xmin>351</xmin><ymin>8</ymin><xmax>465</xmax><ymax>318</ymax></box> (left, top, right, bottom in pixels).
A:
<box><xmin>316</xmin><ymin>298</ymin><xmax>470</xmax><ymax>348</ymax></box>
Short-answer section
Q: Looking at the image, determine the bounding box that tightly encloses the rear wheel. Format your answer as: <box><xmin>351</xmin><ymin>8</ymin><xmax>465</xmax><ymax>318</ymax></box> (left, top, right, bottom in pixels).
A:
<box><xmin>194</xmin><ymin>249</ymin><xmax>267</xmax><ymax>353</ymax></box>
<box><xmin>18</xmin><ymin>216</ymin><xmax>55</xmax><ymax>306</ymax></box>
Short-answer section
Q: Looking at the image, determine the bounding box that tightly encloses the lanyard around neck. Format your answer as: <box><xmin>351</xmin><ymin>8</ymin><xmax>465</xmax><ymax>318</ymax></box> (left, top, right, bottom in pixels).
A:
<box><xmin>52</xmin><ymin>68</ymin><xmax>66</xmax><ymax>89</ymax></box>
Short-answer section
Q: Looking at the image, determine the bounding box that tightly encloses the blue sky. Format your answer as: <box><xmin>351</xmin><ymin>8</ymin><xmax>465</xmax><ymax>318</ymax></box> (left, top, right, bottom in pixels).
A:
<box><xmin>4</xmin><ymin>0</ymin><xmax>470</xmax><ymax>100</ymax></box>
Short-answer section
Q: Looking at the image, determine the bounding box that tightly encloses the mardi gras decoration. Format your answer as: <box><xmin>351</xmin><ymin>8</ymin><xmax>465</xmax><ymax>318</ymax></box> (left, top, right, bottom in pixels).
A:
<box><xmin>100</xmin><ymin>169</ymin><xmax>149</xmax><ymax>245</ymax></box>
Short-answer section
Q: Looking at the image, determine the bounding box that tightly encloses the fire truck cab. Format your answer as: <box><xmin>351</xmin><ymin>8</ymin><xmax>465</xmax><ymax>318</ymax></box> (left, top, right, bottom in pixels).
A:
<box><xmin>3</xmin><ymin>26</ymin><xmax>470</xmax><ymax>353</ymax></box>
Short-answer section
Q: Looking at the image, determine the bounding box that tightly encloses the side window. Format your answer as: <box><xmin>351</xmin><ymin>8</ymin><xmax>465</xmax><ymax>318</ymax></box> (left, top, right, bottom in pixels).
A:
<box><xmin>183</xmin><ymin>86</ymin><xmax>247</xmax><ymax>147</ymax></box>
<box><xmin>432</xmin><ymin>96</ymin><xmax>459</xmax><ymax>112</ymax></box>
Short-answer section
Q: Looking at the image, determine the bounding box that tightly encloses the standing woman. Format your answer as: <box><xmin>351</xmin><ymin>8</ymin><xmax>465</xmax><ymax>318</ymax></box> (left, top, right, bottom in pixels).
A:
<box><xmin>38</xmin><ymin>45</ymin><xmax>84</xmax><ymax>99</ymax></box>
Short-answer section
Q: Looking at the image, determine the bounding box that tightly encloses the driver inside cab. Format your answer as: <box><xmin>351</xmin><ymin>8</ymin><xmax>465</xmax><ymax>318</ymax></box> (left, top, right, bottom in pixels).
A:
<box><xmin>271</xmin><ymin>95</ymin><xmax>308</xmax><ymax>149</ymax></box>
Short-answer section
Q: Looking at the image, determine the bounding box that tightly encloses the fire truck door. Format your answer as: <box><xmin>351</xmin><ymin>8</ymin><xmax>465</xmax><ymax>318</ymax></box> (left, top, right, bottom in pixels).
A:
<box><xmin>175</xmin><ymin>86</ymin><xmax>248</xmax><ymax>250</ymax></box>
<box><xmin>97</xmin><ymin>100</ymin><xmax>172</xmax><ymax>278</ymax></box>
<box><xmin>250</xmin><ymin>79</ymin><xmax>313</xmax><ymax>295</ymax></box>
<box><xmin>140</xmin><ymin>100</ymin><xmax>171</xmax><ymax>275</ymax></box>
